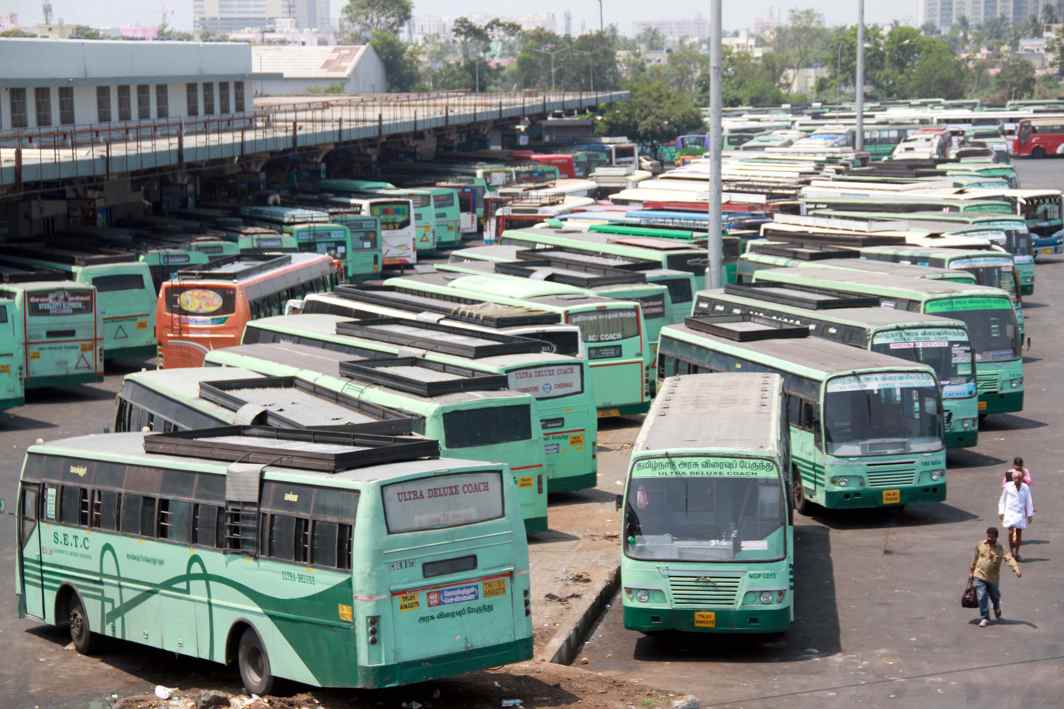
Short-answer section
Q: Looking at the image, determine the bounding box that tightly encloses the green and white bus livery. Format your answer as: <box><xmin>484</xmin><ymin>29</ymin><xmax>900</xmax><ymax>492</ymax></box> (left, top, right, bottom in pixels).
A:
<box><xmin>621</xmin><ymin>373</ymin><xmax>794</xmax><ymax>634</ymax></box>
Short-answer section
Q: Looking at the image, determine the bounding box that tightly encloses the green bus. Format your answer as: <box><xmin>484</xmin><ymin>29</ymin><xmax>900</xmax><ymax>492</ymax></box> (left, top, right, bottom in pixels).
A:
<box><xmin>426</xmin><ymin>187</ymin><xmax>462</xmax><ymax>249</ymax></box>
<box><xmin>621</xmin><ymin>372</ymin><xmax>794</xmax><ymax>634</ymax></box>
<box><xmin>203</xmin><ymin>342</ymin><xmax>549</xmax><ymax>533</ymax></box>
<box><xmin>658</xmin><ymin>316</ymin><xmax>947</xmax><ymax>513</ymax></box>
<box><xmin>0</xmin><ymin>270</ymin><xmax>104</xmax><ymax>389</ymax></box>
<box><xmin>240</xmin><ymin>206</ymin><xmax>376</xmax><ymax>281</ymax></box>
<box><xmin>279</xmin><ymin>200</ymin><xmax>384</xmax><ymax>280</ymax></box>
<box><xmin>187</xmin><ymin>237</ymin><xmax>242</xmax><ymax>262</ymax></box>
<box><xmin>694</xmin><ymin>284</ymin><xmax>980</xmax><ymax>448</ymax></box>
<box><xmin>752</xmin><ymin>267</ymin><xmax>1023</xmax><ymax>417</ymax></box>
<box><xmin>499</xmin><ymin>227</ymin><xmax>712</xmax><ymax>291</ymax></box>
<box><xmin>15</xmin><ymin>426</ymin><xmax>533</xmax><ymax>692</ymax></box>
<box><xmin>240</xmin><ymin>313</ymin><xmax>597</xmax><ymax>494</ymax></box>
<box><xmin>384</xmin><ymin>270</ymin><xmax>650</xmax><ymax>417</ymax></box>
<box><xmin>217</xmin><ymin>226</ymin><xmax>300</xmax><ymax>255</ymax></box>
<box><xmin>320</xmin><ymin>181</ymin><xmax>437</xmax><ymax>254</ymax></box>
<box><xmin>0</xmin><ymin>245</ymin><xmax>156</xmax><ymax>363</ymax></box>
<box><xmin>0</xmin><ymin>296</ymin><xmax>25</xmax><ymax>410</ymax></box>
<box><xmin>739</xmin><ymin>247</ymin><xmax>977</xmax><ymax>287</ymax></box>
<box><xmin>139</xmin><ymin>248</ymin><xmax>212</xmax><ymax>291</ymax></box>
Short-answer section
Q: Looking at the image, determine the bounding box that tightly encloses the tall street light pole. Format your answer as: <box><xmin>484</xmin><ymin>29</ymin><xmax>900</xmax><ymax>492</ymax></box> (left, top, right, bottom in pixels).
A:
<box><xmin>708</xmin><ymin>0</ymin><xmax>723</xmax><ymax>289</ymax></box>
<box><xmin>856</xmin><ymin>0</ymin><xmax>865</xmax><ymax>152</ymax></box>
<box><xmin>597</xmin><ymin>0</ymin><xmax>604</xmax><ymax>32</ymax></box>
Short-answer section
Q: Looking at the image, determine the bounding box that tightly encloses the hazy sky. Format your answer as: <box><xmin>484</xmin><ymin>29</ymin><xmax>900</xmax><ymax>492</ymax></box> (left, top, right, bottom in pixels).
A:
<box><xmin>3</xmin><ymin>0</ymin><xmax>920</xmax><ymax>33</ymax></box>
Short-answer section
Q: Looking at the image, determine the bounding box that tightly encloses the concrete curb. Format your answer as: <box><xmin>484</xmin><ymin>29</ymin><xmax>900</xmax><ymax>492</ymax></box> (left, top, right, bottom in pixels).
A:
<box><xmin>537</xmin><ymin>565</ymin><xmax>621</xmax><ymax>665</ymax></box>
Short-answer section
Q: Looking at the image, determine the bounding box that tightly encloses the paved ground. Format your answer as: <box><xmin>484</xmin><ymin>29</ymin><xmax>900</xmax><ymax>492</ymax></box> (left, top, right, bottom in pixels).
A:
<box><xmin>579</xmin><ymin>159</ymin><xmax>1064</xmax><ymax>708</ymax></box>
<box><xmin>1</xmin><ymin>160</ymin><xmax>1062</xmax><ymax>708</ymax></box>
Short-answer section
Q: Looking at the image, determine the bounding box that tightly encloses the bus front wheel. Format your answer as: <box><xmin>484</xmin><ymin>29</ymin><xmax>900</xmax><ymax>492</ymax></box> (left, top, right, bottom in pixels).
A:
<box><xmin>237</xmin><ymin>627</ymin><xmax>275</xmax><ymax>696</ymax></box>
<box><xmin>67</xmin><ymin>591</ymin><xmax>97</xmax><ymax>655</ymax></box>
<box><xmin>792</xmin><ymin>469</ymin><xmax>812</xmax><ymax>516</ymax></box>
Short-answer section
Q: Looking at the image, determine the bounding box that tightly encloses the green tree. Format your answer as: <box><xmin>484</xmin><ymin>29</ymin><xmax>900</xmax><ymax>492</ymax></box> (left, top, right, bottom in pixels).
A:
<box><xmin>0</xmin><ymin>28</ymin><xmax>35</xmax><ymax>37</ymax></box>
<box><xmin>1049</xmin><ymin>25</ymin><xmax>1064</xmax><ymax>76</ymax></box>
<box><xmin>906</xmin><ymin>43</ymin><xmax>969</xmax><ymax>99</ymax></box>
<box><xmin>635</xmin><ymin>26</ymin><xmax>666</xmax><ymax>51</ymax></box>
<box><xmin>69</xmin><ymin>25</ymin><xmax>103</xmax><ymax>39</ymax></box>
<box><xmin>596</xmin><ymin>75</ymin><xmax>703</xmax><ymax>149</ymax></box>
<box><xmin>369</xmin><ymin>31</ymin><xmax>420</xmax><ymax>91</ymax></box>
<box><xmin>995</xmin><ymin>56</ymin><xmax>1037</xmax><ymax>100</ymax></box>
<box><xmin>451</xmin><ymin>18</ymin><xmax>521</xmax><ymax>92</ymax></box>
<box><xmin>342</xmin><ymin>0</ymin><xmax>412</xmax><ymax>40</ymax></box>
<box><xmin>1044</xmin><ymin>4</ymin><xmax>1059</xmax><ymax>25</ymax></box>
<box><xmin>774</xmin><ymin>9</ymin><xmax>832</xmax><ymax>85</ymax></box>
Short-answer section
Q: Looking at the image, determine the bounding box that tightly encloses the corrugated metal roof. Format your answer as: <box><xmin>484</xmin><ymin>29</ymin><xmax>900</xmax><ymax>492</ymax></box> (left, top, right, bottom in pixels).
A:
<box><xmin>251</xmin><ymin>45</ymin><xmax>365</xmax><ymax>79</ymax></box>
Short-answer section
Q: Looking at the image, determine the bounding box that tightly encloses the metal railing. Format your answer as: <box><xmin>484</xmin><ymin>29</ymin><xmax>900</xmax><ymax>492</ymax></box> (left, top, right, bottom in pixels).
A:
<box><xmin>0</xmin><ymin>90</ymin><xmax>629</xmax><ymax>194</ymax></box>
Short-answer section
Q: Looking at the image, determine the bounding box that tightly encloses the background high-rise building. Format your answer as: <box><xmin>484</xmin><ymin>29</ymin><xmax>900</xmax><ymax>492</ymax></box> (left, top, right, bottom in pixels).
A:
<box><xmin>923</xmin><ymin>0</ymin><xmax>1052</xmax><ymax>30</ymax></box>
<box><xmin>194</xmin><ymin>0</ymin><xmax>330</xmax><ymax>34</ymax></box>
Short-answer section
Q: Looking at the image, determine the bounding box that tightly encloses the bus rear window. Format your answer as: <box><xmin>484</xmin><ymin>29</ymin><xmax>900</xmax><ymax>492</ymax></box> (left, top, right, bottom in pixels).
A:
<box><xmin>92</xmin><ymin>274</ymin><xmax>148</xmax><ymax>293</ymax></box>
<box><xmin>27</xmin><ymin>289</ymin><xmax>93</xmax><ymax>317</ymax></box>
<box><xmin>443</xmin><ymin>405</ymin><xmax>532</xmax><ymax>449</ymax></box>
<box><xmin>528</xmin><ymin>330</ymin><xmax>580</xmax><ymax>357</ymax></box>
<box><xmin>433</xmin><ymin>193</ymin><xmax>455</xmax><ymax>209</ymax></box>
<box><xmin>634</xmin><ymin>294</ymin><xmax>666</xmax><ymax>320</ymax></box>
<box><xmin>382</xmin><ymin>471</ymin><xmax>505</xmax><ymax>533</ymax></box>
<box><xmin>165</xmin><ymin>286</ymin><xmax>236</xmax><ymax>316</ymax></box>
<box><xmin>569</xmin><ymin>308</ymin><xmax>640</xmax><ymax>343</ymax></box>
<box><xmin>507</xmin><ymin>363</ymin><xmax>583</xmax><ymax>399</ymax></box>
<box><xmin>407</xmin><ymin>194</ymin><xmax>430</xmax><ymax>208</ymax></box>
<box><xmin>659</xmin><ymin>278</ymin><xmax>693</xmax><ymax>304</ymax></box>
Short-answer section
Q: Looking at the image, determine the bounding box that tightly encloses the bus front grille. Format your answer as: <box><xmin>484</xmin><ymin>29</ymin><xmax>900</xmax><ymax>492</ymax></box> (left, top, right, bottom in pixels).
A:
<box><xmin>976</xmin><ymin>372</ymin><xmax>999</xmax><ymax>395</ymax></box>
<box><xmin>865</xmin><ymin>469</ymin><xmax>917</xmax><ymax>487</ymax></box>
<box><xmin>667</xmin><ymin>575</ymin><xmax>741</xmax><ymax>608</ymax></box>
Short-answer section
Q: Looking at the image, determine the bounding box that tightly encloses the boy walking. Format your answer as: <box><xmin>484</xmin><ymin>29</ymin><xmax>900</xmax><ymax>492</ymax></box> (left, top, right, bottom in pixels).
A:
<box><xmin>969</xmin><ymin>526</ymin><xmax>1021</xmax><ymax>627</ymax></box>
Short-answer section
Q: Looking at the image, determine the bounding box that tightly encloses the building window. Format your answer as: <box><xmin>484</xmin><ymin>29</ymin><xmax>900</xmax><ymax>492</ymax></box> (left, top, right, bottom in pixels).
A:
<box><xmin>34</xmin><ymin>87</ymin><xmax>51</xmax><ymax>127</ymax></box>
<box><xmin>117</xmin><ymin>85</ymin><xmax>131</xmax><ymax>121</ymax></box>
<box><xmin>59</xmin><ymin>87</ymin><xmax>75</xmax><ymax>125</ymax></box>
<box><xmin>234</xmin><ymin>81</ymin><xmax>245</xmax><ymax>113</ymax></box>
<box><xmin>96</xmin><ymin>86</ymin><xmax>112</xmax><ymax>123</ymax></box>
<box><xmin>218</xmin><ymin>81</ymin><xmax>230</xmax><ymax>114</ymax></box>
<box><xmin>202</xmin><ymin>82</ymin><xmax>214</xmax><ymax>115</ymax></box>
<box><xmin>10</xmin><ymin>88</ymin><xmax>27</xmax><ymax>128</ymax></box>
<box><xmin>137</xmin><ymin>84</ymin><xmax>151</xmax><ymax>120</ymax></box>
<box><xmin>156</xmin><ymin>85</ymin><xmax>169</xmax><ymax>119</ymax></box>
<box><xmin>186</xmin><ymin>82</ymin><xmax>198</xmax><ymax>117</ymax></box>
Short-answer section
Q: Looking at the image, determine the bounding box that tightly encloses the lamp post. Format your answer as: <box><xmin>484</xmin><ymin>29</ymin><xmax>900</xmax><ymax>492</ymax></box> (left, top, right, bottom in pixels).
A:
<box><xmin>707</xmin><ymin>0</ymin><xmax>722</xmax><ymax>288</ymax></box>
<box><xmin>856</xmin><ymin>0</ymin><xmax>865</xmax><ymax>152</ymax></box>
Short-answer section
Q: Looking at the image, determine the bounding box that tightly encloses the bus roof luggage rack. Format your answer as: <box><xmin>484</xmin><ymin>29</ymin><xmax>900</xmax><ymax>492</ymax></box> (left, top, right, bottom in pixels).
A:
<box><xmin>685</xmin><ymin>314</ymin><xmax>809</xmax><ymax>342</ymax></box>
<box><xmin>335</xmin><ymin>317</ymin><xmax>548</xmax><ymax>358</ymax></box>
<box><xmin>339</xmin><ymin>356</ymin><xmax>509</xmax><ymax>397</ymax></box>
<box><xmin>493</xmin><ymin>262</ymin><xmax>645</xmax><ymax>288</ymax></box>
<box><xmin>0</xmin><ymin>265</ymin><xmax>64</xmax><ymax>283</ymax></box>
<box><xmin>198</xmin><ymin>375</ymin><xmax>422</xmax><ymax>435</ymax></box>
<box><xmin>175</xmin><ymin>254</ymin><xmax>292</xmax><ymax>280</ymax></box>
<box><xmin>332</xmin><ymin>285</ymin><xmax>560</xmax><ymax>327</ymax></box>
<box><xmin>0</xmin><ymin>243</ymin><xmax>137</xmax><ymax>267</ymax></box>
<box><xmin>143</xmin><ymin>425</ymin><xmax>439</xmax><ymax>473</ymax></box>
<box><xmin>750</xmin><ymin>243</ymin><xmax>858</xmax><ymax>261</ymax></box>
<box><xmin>724</xmin><ymin>283</ymin><xmax>880</xmax><ymax>310</ymax></box>
<box><xmin>240</xmin><ymin>206</ymin><xmax>330</xmax><ymax>225</ymax></box>
<box><xmin>514</xmin><ymin>248</ymin><xmax>651</xmax><ymax>272</ymax></box>
<box><xmin>760</xmin><ymin>229</ymin><xmax>907</xmax><ymax>248</ymax></box>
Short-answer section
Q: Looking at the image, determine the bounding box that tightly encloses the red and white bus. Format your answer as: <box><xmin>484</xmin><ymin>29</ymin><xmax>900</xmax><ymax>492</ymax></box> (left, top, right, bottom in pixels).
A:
<box><xmin>156</xmin><ymin>253</ymin><xmax>339</xmax><ymax>368</ymax></box>
<box><xmin>1013</xmin><ymin>118</ymin><xmax>1064</xmax><ymax>158</ymax></box>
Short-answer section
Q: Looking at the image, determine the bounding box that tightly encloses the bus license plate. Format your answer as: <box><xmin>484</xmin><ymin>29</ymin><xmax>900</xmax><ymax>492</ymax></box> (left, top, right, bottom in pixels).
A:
<box><xmin>483</xmin><ymin>578</ymin><xmax>507</xmax><ymax>598</ymax></box>
<box><xmin>882</xmin><ymin>489</ymin><xmax>901</xmax><ymax>505</ymax></box>
<box><xmin>694</xmin><ymin>611</ymin><xmax>716</xmax><ymax>628</ymax></box>
<box><xmin>598</xmin><ymin>408</ymin><xmax>621</xmax><ymax>418</ymax></box>
<box><xmin>569</xmin><ymin>433</ymin><xmax>585</xmax><ymax>448</ymax></box>
<box><xmin>516</xmin><ymin>476</ymin><xmax>534</xmax><ymax>488</ymax></box>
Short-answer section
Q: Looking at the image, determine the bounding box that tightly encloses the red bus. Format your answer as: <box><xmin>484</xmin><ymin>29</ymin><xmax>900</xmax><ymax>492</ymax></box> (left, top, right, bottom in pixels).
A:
<box><xmin>155</xmin><ymin>253</ymin><xmax>339</xmax><ymax>368</ymax></box>
<box><xmin>1013</xmin><ymin>118</ymin><xmax>1064</xmax><ymax>158</ymax></box>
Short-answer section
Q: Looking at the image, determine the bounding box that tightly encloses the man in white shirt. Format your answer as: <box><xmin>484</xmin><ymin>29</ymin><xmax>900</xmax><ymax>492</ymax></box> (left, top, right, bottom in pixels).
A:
<box><xmin>999</xmin><ymin>470</ymin><xmax>1034</xmax><ymax>560</ymax></box>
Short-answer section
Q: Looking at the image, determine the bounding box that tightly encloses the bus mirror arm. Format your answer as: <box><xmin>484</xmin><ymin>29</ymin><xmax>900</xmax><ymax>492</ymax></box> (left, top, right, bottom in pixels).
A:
<box><xmin>615</xmin><ymin>494</ymin><xmax>623</xmax><ymax>511</ymax></box>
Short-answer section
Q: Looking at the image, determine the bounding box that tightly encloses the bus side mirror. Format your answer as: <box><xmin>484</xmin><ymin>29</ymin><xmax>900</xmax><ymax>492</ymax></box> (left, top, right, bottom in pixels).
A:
<box><xmin>615</xmin><ymin>494</ymin><xmax>623</xmax><ymax>511</ymax></box>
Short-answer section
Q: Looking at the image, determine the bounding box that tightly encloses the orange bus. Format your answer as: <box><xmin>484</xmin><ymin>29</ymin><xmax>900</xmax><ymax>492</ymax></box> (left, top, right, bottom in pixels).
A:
<box><xmin>155</xmin><ymin>253</ymin><xmax>340</xmax><ymax>368</ymax></box>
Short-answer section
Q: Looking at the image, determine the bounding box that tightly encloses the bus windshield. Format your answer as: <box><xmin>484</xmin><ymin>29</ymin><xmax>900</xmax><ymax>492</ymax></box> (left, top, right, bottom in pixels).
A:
<box><xmin>824</xmin><ymin>373</ymin><xmax>942</xmax><ymax>457</ymax></box>
<box><xmin>164</xmin><ymin>285</ymin><xmax>237</xmax><ymax>316</ymax></box>
<box><xmin>944</xmin><ymin>307</ymin><xmax>1019</xmax><ymax>361</ymax></box>
<box><xmin>442</xmin><ymin>404</ymin><xmax>532</xmax><ymax>448</ymax></box>
<box><xmin>569</xmin><ymin>308</ymin><xmax>640</xmax><ymax>343</ymax></box>
<box><xmin>623</xmin><ymin>457</ymin><xmax>786</xmax><ymax>563</ymax></box>
<box><xmin>871</xmin><ymin>331</ymin><xmax>973</xmax><ymax>386</ymax></box>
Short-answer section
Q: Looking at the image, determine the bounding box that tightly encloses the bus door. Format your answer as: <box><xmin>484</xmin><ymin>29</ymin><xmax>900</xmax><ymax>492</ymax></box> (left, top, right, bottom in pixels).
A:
<box><xmin>18</xmin><ymin>481</ymin><xmax>45</xmax><ymax>620</ymax></box>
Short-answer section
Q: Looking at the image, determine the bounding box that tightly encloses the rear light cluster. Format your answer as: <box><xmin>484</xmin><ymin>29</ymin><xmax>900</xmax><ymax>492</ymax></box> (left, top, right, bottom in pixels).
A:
<box><xmin>537</xmin><ymin>474</ymin><xmax>543</xmax><ymax>495</ymax></box>
<box><xmin>523</xmin><ymin>589</ymin><xmax>531</xmax><ymax>617</ymax></box>
<box><xmin>367</xmin><ymin>615</ymin><xmax>379</xmax><ymax>644</ymax></box>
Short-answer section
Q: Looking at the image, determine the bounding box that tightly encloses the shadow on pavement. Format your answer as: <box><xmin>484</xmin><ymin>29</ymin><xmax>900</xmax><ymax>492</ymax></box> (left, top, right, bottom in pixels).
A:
<box><xmin>980</xmin><ymin>415</ymin><xmax>1048</xmax><ymax>432</ymax></box>
<box><xmin>948</xmin><ymin>449</ymin><xmax>1007</xmax><ymax>469</ymax></box>
<box><xmin>548</xmin><ymin>488</ymin><xmax>616</xmax><ymax>506</ymax></box>
<box><xmin>809</xmin><ymin>502</ymin><xmax>978</xmax><ymax>530</ymax></box>
<box><xmin>530</xmin><ymin>529</ymin><xmax>581</xmax><ymax>544</ymax></box>
<box><xmin>0</xmin><ymin>412</ymin><xmax>59</xmax><ymax>432</ymax></box>
<box><xmin>630</xmin><ymin>524</ymin><xmax>841</xmax><ymax>664</ymax></box>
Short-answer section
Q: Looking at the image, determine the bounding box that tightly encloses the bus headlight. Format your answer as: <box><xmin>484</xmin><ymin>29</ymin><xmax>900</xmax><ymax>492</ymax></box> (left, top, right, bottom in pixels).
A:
<box><xmin>928</xmin><ymin>469</ymin><xmax>945</xmax><ymax>482</ymax></box>
<box><xmin>961</xmin><ymin>418</ymin><xmax>975</xmax><ymax>430</ymax></box>
<box><xmin>830</xmin><ymin>476</ymin><xmax>864</xmax><ymax>488</ymax></box>
<box><xmin>743</xmin><ymin>590</ymin><xmax>786</xmax><ymax>606</ymax></box>
<box><xmin>624</xmin><ymin>587</ymin><xmax>664</xmax><ymax>604</ymax></box>
<box><xmin>1009</xmin><ymin>377</ymin><xmax>1024</xmax><ymax>389</ymax></box>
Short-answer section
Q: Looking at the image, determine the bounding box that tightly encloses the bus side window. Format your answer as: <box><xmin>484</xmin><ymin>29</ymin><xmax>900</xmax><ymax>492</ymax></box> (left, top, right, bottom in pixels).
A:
<box><xmin>159</xmin><ymin>499</ymin><xmax>193</xmax><ymax>543</ymax></box>
<box><xmin>120</xmin><ymin>494</ymin><xmax>142</xmax><ymax>534</ymax></box>
<box><xmin>91</xmin><ymin>489</ymin><xmax>120</xmax><ymax>530</ymax></box>
<box><xmin>60</xmin><ymin>485</ymin><xmax>89</xmax><ymax>526</ymax></box>
<box><xmin>193</xmin><ymin>503</ymin><xmax>223</xmax><ymax>547</ymax></box>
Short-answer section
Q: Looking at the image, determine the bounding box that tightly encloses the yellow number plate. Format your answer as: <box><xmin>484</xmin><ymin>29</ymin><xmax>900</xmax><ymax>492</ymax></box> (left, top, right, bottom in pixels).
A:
<box><xmin>1041</xmin><ymin>247</ymin><xmax>1053</xmax><ymax>256</ymax></box>
<box><xmin>30</xmin><ymin>351</ymin><xmax>40</xmax><ymax>360</ymax></box>
<box><xmin>693</xmin><ymin>611</ymin><xmax>716</xmax><ymax>628</ymax></box>
<box><xmin>978</xmin><ymin>400</ymin><xmax>988</xmax><ymax>412</ymax></box>
<box><xmin>398</xmin><ymin>592</ymin><xmax>419</xmax><ymax>611</ymax></box>
<box><xmin>882</xmin><ymin>489</ymin><xmax>901</xmax><ymax>505</ymax></box>
<box><xmin>483</xmin><ymin>578</ymin><xmax>507</xmax><ymax>598</ymax></box>
<box><xmin>569</xmin><ymin>432</ymin><xmax>585</xmax><ymax>448</ymax></box>
<box><xmin>516</xmin><ymin>476</ymin><xmax>534</xmax><ymax>488</ymax></box>
<box><xmin>135</xmin><ymin>320</ymin><xmax>148</xmax><ymax>330</ymax></box>
<box><xmin>0</xmin><ymin>364</ymin><xmax>9</xmax><ymax>374</ymax></box>
<box><xmin>80</xmin><ymin>343</ymin><xmax>94</xmax><ymax>352</ymax></box>
<box><xmin>598</xmin><ymin>408</ymin><xmax>621</xmax><ymax>419</ymax></box>
<box><xmin>337</xmin><ymin>603</ymin><xmax>353</xmax><ymax>622</ymax></box>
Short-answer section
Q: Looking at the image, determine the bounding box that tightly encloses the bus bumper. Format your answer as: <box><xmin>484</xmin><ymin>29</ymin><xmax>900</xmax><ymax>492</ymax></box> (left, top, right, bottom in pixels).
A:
<box><xmin>524</xmin><ymin>516</ymin><xmax>548</xmax><ymax>535</ymax></box>
<box><xmin>104</xmin><ymin>344</ymin><xmax>157</xmax><ymax>363</ymax></box>
<box><xmin>823</xmin><ymin>483</ymin><xmax>946</xmax><ymax>509</ymax></box>
<box><xmin>547</xmin><ymin>471</ymin><xmax>598</xmax><ymax>494</ymax></box>
<box><xmin>623</xmin><ymin>606</ymin><xmax>791</xmax><ymax>634</ymax></box>
<box><xmin>945</xmin><ymin>430</ymin><xmax>978</xmax><ymax>449</ymax></box>
<box><xmin>24</xmin><ymin>373</ymin><xmax>103</xmax><ymax>389</ymax></box>
<box><xmin>979</xmin><ymin>391</ymin><xmax>1024</xmax><ymax>416</ymax></box>
<box><xmin>355</xmin><ymin>636</ymin><xmax>533</xmax><ymax>689</ymax></box>
<box><xmin>0</xmin><ymin>396</ymin><xmax>25</xmax><ymax>411</ymax></box>
<box><xmin>597</xmin><ymin>402</ymin><xmax>651</xmax><ymax>418</ymax></box>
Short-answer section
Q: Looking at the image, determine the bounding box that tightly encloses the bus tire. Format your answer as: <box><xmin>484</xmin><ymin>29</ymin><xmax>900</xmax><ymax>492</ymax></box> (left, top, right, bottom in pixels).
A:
<box><xmin>65</xmin><ymin>589</ymin><xmax>97</xmax><ymax>655</ymax></box>
<box><xmin>792</xmin><ymin>468</ymin><xmax>812</xmax><ymax>516</ymax></box>
<box><xmin>237</xmin><ymin>626</ymin><xmax>275</xmax><ymax>696</ymax></box>
<box><xmin>1032</xmin><ymin>147</ymin><xmax>1047</xmax><ymax>159</ymax></box>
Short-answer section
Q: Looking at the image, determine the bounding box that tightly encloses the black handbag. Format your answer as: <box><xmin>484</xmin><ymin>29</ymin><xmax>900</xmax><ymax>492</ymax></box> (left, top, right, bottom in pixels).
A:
<box><xmin>962</xmin><ymin>577</ymin><xmax>979</xmax><ymax>608</ymax></box>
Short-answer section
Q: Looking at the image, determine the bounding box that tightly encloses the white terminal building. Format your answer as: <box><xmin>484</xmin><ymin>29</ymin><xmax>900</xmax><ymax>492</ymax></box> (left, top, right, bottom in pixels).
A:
<box><xmin>0</xmin><ymin>38</ymin><xmax>254</xmax><ymax>131</ymax></box>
